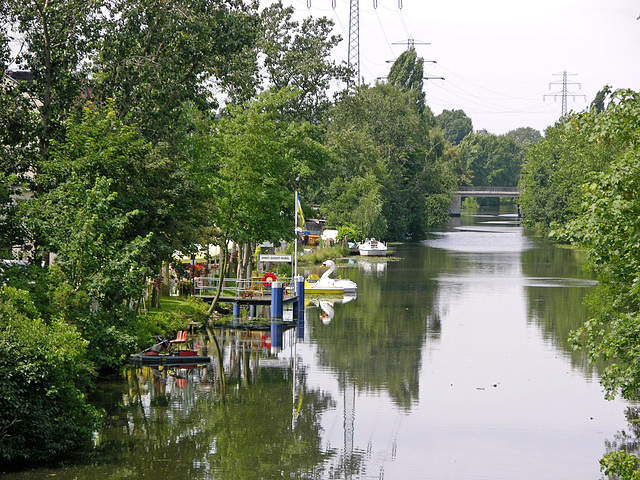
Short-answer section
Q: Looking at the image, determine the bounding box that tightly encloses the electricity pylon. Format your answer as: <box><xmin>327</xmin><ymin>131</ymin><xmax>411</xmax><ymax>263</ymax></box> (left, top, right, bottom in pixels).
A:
<box><xmin>544</xmin><ymin>70</ymin><xmax>586</xmax><ymax>117</ymax></box>
<box><xmin>307</xmin><ymin>1</ymin><xmax>405</xmax><ymax>87</ymax></box>
<box><xmin>348</xmin><ymin>0</ymin><xmax>360</xmax><ymax>86</ymax></box>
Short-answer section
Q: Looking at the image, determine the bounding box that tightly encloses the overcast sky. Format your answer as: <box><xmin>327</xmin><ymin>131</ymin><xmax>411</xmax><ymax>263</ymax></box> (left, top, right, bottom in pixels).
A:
<box><xmin>265</xmin><ymin>0</ymin><xmax>640</xmax><ymax>135</ymax></box>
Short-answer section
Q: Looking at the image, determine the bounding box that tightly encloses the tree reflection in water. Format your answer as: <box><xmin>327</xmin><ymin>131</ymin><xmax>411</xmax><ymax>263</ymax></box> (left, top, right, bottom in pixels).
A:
<box><xmin>89</xmin><ymin>328</ymin><xmax>337</xmax><ymax>480</ymax></box>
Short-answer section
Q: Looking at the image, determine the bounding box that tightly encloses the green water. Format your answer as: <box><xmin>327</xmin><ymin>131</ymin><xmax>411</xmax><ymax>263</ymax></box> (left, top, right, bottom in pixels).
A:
<box><xmin>4</xmin><ymin>208</ymin><xmax>636</xmax><ymax>479</ymax></box>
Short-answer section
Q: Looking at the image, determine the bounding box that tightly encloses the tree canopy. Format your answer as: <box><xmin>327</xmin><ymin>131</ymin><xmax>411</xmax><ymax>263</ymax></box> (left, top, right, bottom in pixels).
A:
<box><xmin>323</xmin><ymin>82</ymin><xmax>453</xmax><ymax>241</ymax></box>
<box><xmin>258</xmin><ymin>1</ymin><xmax>352</xmax><ymax>123</ymax></box>
<box><xmin>557</xmin><ymin>89</ymin><xmax>640</xmax><ymax>400</ymax></box>
<box><xmin>436</xmin><ymin>109</ymin><xmax>473</xmax><ymax>145</ymax></box>
<box><xmin>456</xmin><ymin>131</ymin><xmax>523</xmax><ymax>188</ymax></box>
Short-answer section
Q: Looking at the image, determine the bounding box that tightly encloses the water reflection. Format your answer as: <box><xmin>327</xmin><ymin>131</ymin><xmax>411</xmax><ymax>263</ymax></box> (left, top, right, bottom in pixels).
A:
<box><xmin>355</xmin><ymin>258</ymin><xmax>388</xmax><ymax>277</ymax></box>
<box><xmin>307</xmin><ymin>293</ymin><xmax>357</xmax><ymax>324</ymax></box>
<box><xmin>3</xmin><ymin>208</ymin><xmax>635</xmax><ymax>480</ymax></box>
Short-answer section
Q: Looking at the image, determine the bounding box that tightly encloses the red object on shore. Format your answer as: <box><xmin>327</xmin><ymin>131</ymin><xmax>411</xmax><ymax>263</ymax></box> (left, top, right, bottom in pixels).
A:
<box><xmin>262</xmin><ymin>272</ymin><xmax>277</xmax><ymax>288</ymax></box>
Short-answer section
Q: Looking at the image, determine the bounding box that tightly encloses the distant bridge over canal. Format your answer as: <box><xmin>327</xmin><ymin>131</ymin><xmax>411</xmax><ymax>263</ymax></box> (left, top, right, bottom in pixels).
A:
<box><xmin>450</xmin><ymin>186</ymin><xmax>520</xmax><ymax>216</ymax></box>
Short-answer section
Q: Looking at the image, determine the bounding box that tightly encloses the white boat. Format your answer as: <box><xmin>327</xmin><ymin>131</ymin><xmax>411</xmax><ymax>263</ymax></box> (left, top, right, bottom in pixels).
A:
<box><xmin>358</xmin><ymin>238</ymin><xmax>387</xmax><ymax>256</ymax></box>
<box><xmin>305</xmin><ymin>260</ymin><xmax>357</xmax><ymax>295</ymax></box>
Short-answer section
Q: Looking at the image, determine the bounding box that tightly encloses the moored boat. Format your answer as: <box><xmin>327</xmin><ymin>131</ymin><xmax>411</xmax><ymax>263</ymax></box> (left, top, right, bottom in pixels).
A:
<box><xmin>129</xmin><ymin>352</ymin><xmax>211</xmax><ymax>365</ymax></box>
<box><xmin>129</xmin><ymin>336</ymin><xmax>211</xmax><ymax>365</ymax></box>
<box><xmin>358</xmin><ymin>238</ymin><xmax>387</xmax><ymax>256</ymax></box>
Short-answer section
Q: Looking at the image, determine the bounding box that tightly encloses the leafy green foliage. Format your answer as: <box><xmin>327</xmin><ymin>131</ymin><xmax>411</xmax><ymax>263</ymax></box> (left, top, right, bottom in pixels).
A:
<box><xmin>600</xmin><ymin>451</ymin><xmax>640</xmax><ymax>480</ymax></box>
<box><xmin>4</xmin><ymin>0</ymin><xmax>101</xmax><ymax>167</ymax></box>
<box><xmin>436</xmin><ymin>109</ymin><xmax>473</xmax><ymax>145</ymax></box>
<box><xmin>210</xmin><ymin>88</ymin><xmax>332</xmax><ymax>246</ymax></box>
<box><xmin>322</xmin><ymin>173</ymin><xmax>386</xmax><ymax>241</ymax></box>
<box><xmin>456</xmin><ymin>131</ymin><xmax>523</xmax><ymax>188</ymax></box>
<box><xmin>519</xmin><ymin>115</ymin><xmax>622</xmax><ymax>233</ymax></box>
<box><xmin>22</xmin><ymin>104</ymin><xmax>189</xmax><ymax>369</ymax></box>
<box><xmin>183</xmin><ymin>88</ymin><xmax>332</xmax><ymax>311</ymax></box>
<box><xmin>259</xmin><ymin>1</ymin><xmax>352</xmax><ymax>122</ymax></box>
<box><xmin>0</xmin><ymin>286</ymin><xmax>101</xmax><ymax>466</ymax></box>
<box><xmin>565</xmin><ymin>148</ymin><xmax>640</xmax><ymax>399</ymax></box>
<box><xmin>93</xmin><ymin>0</ymin><xmax>260</xmax><ymax>144</ymax></box>
<box><xmin>324</xmin><ymin>83</ymin><xmax>453</xmax><ymax>240</ymax></box>
<box><xmin>505</xmin><ymin>126</ymin><xmax>542</xmax><ymax>149</ymax></box>
<box><xmin>550</xmin><ymin>89</ymin><xmax>640</xmax><ymax>400</ymax></box>
<box><xmin>388</xmin><ymin>47</ymin><xmax>425</xmax><ymax>111</ymax></box>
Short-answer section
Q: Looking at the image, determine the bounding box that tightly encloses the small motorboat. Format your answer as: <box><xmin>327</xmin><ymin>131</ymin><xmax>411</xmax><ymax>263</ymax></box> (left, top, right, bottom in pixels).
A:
<box><xmin>129</xmin><ymin>352</ymin><xmax>212</xmax><ymax>365</ymax></box>
<box><xmin>357</xmin><ymin>238</ymin><xmax>387</xmax><ymax>256</ymax></box>
<box><xmin>129</xmin><ymin>335</ymin><xmax>211</xmax><ymax>365</ymax></box>
<box><xmin>305</xmin><ymin>259</ymin><xmax>357</xmax><ymax>295</ymax></box>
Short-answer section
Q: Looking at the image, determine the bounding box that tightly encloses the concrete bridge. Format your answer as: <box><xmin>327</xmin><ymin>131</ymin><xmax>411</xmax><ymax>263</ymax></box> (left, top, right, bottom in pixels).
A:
<box><xmin>450</xmin><ymin>186</ymin><xmax>520</xmax><ymax>216</ymax></box>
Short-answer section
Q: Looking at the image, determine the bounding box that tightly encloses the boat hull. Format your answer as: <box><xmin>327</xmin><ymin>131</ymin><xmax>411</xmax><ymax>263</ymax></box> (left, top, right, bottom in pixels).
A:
<box><xmin>359</xmin><ymin>249</ymin><xmax>387</xmax><ymax>256</ymax></box>
<box><xmin>306</xmin><ymin>286</ymin><xmax>357</xmax><ymax>295</ymax></box>
<box><xmin>129</xmin><ymin>354</ymin><xmax>211</xmax><ymax>365</ymax></box>
<box><xmin>357</xmin><ymin>239</ymin><xmax>387</xmax><ymax>256</ymax></box>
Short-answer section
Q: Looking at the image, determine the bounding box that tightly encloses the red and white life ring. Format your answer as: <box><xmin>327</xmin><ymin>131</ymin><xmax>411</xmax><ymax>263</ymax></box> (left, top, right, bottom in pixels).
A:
<box><xmin>262</xmin><ymin>272</ymin><xmax>277</xmax><ymax>288</ymax></box>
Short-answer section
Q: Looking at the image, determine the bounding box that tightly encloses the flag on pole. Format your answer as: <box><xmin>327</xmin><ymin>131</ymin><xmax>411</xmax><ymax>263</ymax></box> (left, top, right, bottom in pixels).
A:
<box><xmin>296</xmin><ymin>191</ymin><xmax>305</xmax><ymax>227</ymax></box>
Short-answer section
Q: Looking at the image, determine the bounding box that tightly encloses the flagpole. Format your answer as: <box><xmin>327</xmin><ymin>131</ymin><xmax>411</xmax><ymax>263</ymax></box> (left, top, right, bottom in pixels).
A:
<box><xmin>294</xmin><ymin>190</ymin><xmax>298</xmax><ymax>279</ymax></box>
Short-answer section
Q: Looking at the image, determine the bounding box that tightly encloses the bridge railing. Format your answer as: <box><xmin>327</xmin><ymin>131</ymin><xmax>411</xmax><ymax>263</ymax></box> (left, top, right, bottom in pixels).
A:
<box><xmin>457</xmin><ymin>186</ymin><xmax>519</xmax><ymax>193</ymax></box>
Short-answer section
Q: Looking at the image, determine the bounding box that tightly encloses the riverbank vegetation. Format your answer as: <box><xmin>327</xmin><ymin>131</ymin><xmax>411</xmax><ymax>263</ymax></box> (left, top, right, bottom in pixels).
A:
<box><xmin>2</xmin><ymin>0</ymin><xmax>634</xmax><ymax>472</ymax></box>
<box><xmin>519</xmin><ymin>89</ymin><xmax>640</xmax><ymax>398</ymax></box>
<box><xmin>519</xmin><ymin>88</ymin><xmax>640</xmax><ymax>475</ymax></box>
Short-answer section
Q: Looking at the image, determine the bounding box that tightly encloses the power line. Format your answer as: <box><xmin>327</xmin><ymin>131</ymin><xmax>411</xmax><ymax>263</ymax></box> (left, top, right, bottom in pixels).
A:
<box><xmin>543</xmin><ymin>70</ymin><xmax>586</xmax><ymax>117</ymax></box>
<box><xmin>307</xmin><ymin>1</ymin><xmax>404</xmax><ymax>87</ymax></box>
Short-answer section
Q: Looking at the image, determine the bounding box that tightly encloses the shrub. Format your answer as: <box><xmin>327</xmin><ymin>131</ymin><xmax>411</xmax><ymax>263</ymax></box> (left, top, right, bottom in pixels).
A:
<box><xmin>0</xmin><ymin>286</ymin><xmax>102</xmax><ymax>467</ymax></box>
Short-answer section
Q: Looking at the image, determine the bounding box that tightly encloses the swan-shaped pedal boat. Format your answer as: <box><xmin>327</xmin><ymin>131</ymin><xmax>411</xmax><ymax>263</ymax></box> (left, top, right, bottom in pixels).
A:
<box><xmin>305</xmin><ymin>259</ymin><xmax>357</xmax><ymax>295</ymax></box>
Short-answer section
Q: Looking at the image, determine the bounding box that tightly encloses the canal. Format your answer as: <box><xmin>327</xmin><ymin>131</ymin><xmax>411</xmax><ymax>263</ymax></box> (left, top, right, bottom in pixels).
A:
<box><xmin>6</xmin><ymin>207</ymin><xmax>637</xmax><ymax>479</ymax></box>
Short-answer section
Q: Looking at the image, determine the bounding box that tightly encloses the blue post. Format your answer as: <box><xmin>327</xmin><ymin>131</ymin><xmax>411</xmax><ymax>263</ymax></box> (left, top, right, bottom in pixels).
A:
<box><xmin>233</xmin><ymin>303</ymin><xmax>240</xmax><ymax>325</ymax></box>
<box><xmin>249</xmin><ymin>304</ymin><xmax>256</xmax><ymax>319</ymax></box>
<box><xmin>270</xmin><ymin>281</ymin><xmax>283</xmax><ymax>319</ymax></box>
<box><xmin>271</xmin><ymin>319</ymin><xmax>283</xmax><ymax>353</ymax></box>
<box><xmin>270</xmin><ymin>281</ymin><xmax>284</xmax><ymax>353</ymax></box>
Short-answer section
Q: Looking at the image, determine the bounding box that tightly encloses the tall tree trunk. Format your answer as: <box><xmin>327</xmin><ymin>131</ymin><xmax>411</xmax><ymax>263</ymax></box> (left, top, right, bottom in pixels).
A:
<box><xmin>161</xmin><ymin>261</ymin><xmax>170</xmax><ymax>296</ymax></box>
<box><xmin>207</xmin><ymin>241</ymin><xmax>229</xmax><ymax>316</ymax></box>
<box><xmin>240</xmin><ymin>242</ymin><xmax>252</xmax><ymax>281</ymax></box>
<box><xmin>246</xmin><ymin>241</ymin><xmax>254</xmax><ymax>283</ymax></box>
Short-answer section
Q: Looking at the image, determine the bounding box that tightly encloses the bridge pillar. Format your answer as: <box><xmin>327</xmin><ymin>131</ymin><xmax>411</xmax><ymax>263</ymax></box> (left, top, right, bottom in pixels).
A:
<box><xmin>450</xmin><ymin>194</ymin><xmax>462</xmax><ymax>216</ymax></box>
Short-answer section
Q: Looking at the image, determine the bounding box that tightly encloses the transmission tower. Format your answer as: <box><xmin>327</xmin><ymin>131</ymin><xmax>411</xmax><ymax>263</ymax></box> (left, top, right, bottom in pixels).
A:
<box><xmin>386</xmin><ymin>36</ymin><xmax>443</xmax><ymax>81</ymax></box>
<box><xmin>543</xmin><ymin>70</ymin><xmax>586</xmax><ymax>117</ymax></box>
<box><xmin>392</xmin><ymin>35</ymin><xmax>428</xmax><ymax>50</ymax></box>
<box><xmin>307</xmin><ymin>1</ymin><xmax>405</xmax><ymax>87</ymax></box>
<box><xmin>348</xmin><ymin>0</ymin><xmax>360</xmax><ymax>86</ymax></box>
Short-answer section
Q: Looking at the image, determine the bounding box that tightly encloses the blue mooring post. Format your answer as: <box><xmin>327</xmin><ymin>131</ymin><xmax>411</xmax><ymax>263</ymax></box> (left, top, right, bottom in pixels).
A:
<box><xmin>233</xmin><ymin>303</ymin><xmax>240</xmax><ymax>325</ymax></box>
<box><xmin>270</xmin><ymin>281</ymin><xmax>283</xmax><ymax>352</ymax></box>
<box><xmin>271</xmin><ymin>320</ymin><xmax>283</xmax><ymax>353</ymax></box>
<box><xmin>249</xmin><ymin>304</ymin><xmax>256</xmax><ymax>319</ymax></box>
<box><xmin>270</xmin><ymin>281</ymin><xmax>283</xmax><ymax>319</ymax></box>
<box><xmin>295</xmin><ymin>275</ymin><xmax>305</xmax><ymax>340</ymax></box>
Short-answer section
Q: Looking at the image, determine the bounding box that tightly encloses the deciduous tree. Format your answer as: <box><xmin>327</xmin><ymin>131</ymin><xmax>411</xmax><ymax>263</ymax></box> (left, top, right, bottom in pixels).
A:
<box><xmin>435</xmin><ymin>109</ymin><xmax>472</xmax><ymax>145</ymax></box>
<box><xmin>325</xmin><ymin>83</ymin><xmax>453</xmax><ymax>240</ymax></box>
<box><xmin>562</xmin><ymin>89</ymin><xmax>640</xmax><ymax>400</ymax></box>
<box><xmin>258</xmin><ymin>1</ymin><xmax>352</xmax><ymax>123</ymax></box>
<box><xmin>183</xmin><ymin>88</ymin><xmax>333</xmax><ymax>313</ymax></box>
<box><xmin>93</xmin><ymin>0</ymin><xmax>260</xmax><ymax>145</ymax></box>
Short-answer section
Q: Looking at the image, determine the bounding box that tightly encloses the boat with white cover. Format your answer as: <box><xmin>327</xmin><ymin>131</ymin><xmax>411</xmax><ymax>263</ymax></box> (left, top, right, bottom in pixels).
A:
<box><xmin>358</xmin><ymin>238</ymin><xmax>387</xmax><ymax>256</ymax></box>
